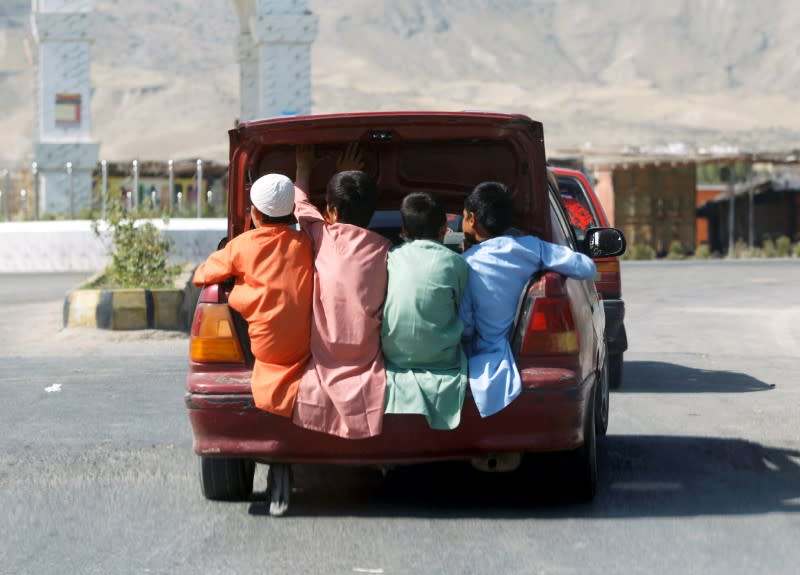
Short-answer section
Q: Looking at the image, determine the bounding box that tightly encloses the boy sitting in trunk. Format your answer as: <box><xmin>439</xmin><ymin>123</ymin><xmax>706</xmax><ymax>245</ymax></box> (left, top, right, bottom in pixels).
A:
<box><xmin>292</xmin><ymin>145</ymin><xmax>393</xmax><ymax>439</ymax></box>
<box><xmin>381</xmin><ymin>192</ymin><xmax>469</xmax><ymax>430</ymax></box>
<box><xmin>459</xmin><ymin>181</ymin><xmax>597</xmax><ymax>418</ymax></box>
<box><xmin>193</xmin><ymin>174</ymin><xmax>313</xmax><ymax>418</ymax></box>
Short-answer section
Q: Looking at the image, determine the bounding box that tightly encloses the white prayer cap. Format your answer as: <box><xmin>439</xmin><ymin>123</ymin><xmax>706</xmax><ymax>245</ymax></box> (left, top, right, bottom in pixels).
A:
<box><xmin>250</xmin><ymin>174</ymin><xmax>295</xmax><ymax>217</ymax></box>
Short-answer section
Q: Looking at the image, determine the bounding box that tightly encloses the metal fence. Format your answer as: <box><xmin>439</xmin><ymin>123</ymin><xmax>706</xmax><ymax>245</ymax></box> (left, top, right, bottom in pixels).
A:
<box><xmin>0</xmin><ymin>159</ymin><xmax>229</xmax><ymax>222</ymax></box>
<box><xmin>0</xmin><ymin>166</ymin><xmax>32</xmax><ymax>222</ymax></box>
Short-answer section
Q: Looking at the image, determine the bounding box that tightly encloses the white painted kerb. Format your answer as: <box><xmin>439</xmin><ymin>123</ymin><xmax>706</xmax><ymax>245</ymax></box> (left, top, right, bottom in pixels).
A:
<box><xmin>0</xmin><ymin>219</ymin><xmax>227</xmax><ymax>273</ymax></box>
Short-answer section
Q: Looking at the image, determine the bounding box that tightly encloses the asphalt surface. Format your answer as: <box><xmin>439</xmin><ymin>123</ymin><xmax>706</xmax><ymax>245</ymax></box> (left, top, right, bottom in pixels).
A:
<box><xmin>1</xmin><ymin>262</ymin><xmax>799</xmax><ymax>575</ymax></box>
<box><xmin>0</xmin><ymin>273</ymin><xmax>88</xmax><ymax>305</ymax></box>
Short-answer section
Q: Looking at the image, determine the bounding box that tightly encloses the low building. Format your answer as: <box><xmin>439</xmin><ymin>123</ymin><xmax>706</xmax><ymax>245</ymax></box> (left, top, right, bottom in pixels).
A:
<box><xmin>91</xmin><ymin>160</ymin><xmax>230</xmax><ymax>216</ymax></box>
<box><xmin>695</xmin><ymin>184</ymin><xmax>727</xmax><ymax>246</ymax></box>
<box><xmin>589</xmin><ymin>160</ymin><xmax>697</xmax><ymax>255</ymax></box>
<box><xmin>697</xmin><ymin>170</ymin><xmax>800</xmax><ymax>253</ymax></box>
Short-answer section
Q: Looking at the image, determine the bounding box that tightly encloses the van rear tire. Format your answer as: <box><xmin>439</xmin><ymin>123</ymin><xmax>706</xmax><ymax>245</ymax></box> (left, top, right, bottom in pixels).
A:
<box><xmin>609</xmin><ymin>352</ymin><xmax>624</xmax><ymax>389</ymax></box>
<box><xmin>199</xmin><ymin>456</ymin><xmax>255</xmax><ymax>501</ymax></box>
<box><xmin>569</xmin><ymin>394</ymin><xmax>598</xmax><ymax>502</ymax></box>
<box><xmin>595</xmin><ymin>357</ymin><xmax>610</xmax><ymax>436</ymax></box>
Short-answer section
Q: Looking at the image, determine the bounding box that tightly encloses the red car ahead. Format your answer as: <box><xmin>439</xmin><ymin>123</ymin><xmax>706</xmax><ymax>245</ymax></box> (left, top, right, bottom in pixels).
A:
<box><xmin>185</xmin><ymin>112</ymin><xmax>626</xmax><ymax>514</ymax></box>
<box><xmin>552</xmin><ymin>167</ymin><xmax>627</xmax><ymax>389</ymax></box>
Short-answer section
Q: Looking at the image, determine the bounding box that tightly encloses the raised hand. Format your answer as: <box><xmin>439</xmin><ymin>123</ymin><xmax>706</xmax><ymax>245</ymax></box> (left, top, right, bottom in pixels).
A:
<box><xmin>336</xmin><ymin>142</ymin><xmax>365</xmax><ymax>172</ymax></box>
<box><xmin>295</xmin><ymin>144</ymin><xmax>317</xmax><ymax>181</ymax></box>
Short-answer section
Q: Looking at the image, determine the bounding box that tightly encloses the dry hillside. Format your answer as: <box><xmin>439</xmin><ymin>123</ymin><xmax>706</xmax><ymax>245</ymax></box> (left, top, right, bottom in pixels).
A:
<box><xmin>1</xmin><ymin>0</ymin><xmax>799</xmax><ymax>164</ymax></box>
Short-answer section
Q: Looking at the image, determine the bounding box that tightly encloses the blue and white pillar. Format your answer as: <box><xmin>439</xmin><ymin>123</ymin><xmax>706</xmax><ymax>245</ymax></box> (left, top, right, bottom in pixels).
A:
<box><xmin>31</xmin><ymin>0</ymin><xmax>99</xmax><ymax>217</ymax></box>
<box><xmin>232</xmin><ymin>0</ymin><xmax>317</xmax><ymax>121</ymax></box>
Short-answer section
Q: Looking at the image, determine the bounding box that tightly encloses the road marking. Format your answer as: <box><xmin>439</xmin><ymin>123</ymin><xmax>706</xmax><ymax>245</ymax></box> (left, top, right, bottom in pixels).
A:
<box><xmin>353</xmin><ymin>569</ymin><xmax>384</xmax><ymax>574</ymax></box>
<box><xmin>672</xmin><ymin>307</ymin><xmax>764</xmax><ymax>314</ymax></box>
<box><xmin>611</xmin><ymin>481</ymin><xmax>683</xmax><ymax>491</ymax></box>
<box><xmin>770</xmin><ymin>309</ymin><xmax>800</xmax><ymax>356</ymax></box>
<box><xmin>44</xmin><ymin>383</ymin><xmax>62</xmax><ymax>393</ymax></box>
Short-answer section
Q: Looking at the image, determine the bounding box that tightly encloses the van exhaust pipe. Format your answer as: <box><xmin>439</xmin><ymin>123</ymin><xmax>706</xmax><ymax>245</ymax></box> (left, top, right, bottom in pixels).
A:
<box><xmin>470</xmin><ymin>452</ymin><xmax>522</xmax><ymax>473</ymax></box>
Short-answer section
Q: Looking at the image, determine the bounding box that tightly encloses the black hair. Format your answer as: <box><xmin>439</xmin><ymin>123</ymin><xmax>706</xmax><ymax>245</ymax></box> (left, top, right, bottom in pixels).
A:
<box><xmin>400</xmin><ymin>191</ymin><xmax>446</xmax><ymax>240</ymax></box>
<box><xmin>251</xmin><ymin>205</ymin><xmax>296</xmax><ymax>226</ymax></box>
<box><xmin>464</xmin><ymin>181</ymin><xmax>514</xmax><ymax>237</ymax></box>
<box><xmin>326</xmin><ymin>170</ymin><xmax>377</xmax><ymax>228</ymax></box>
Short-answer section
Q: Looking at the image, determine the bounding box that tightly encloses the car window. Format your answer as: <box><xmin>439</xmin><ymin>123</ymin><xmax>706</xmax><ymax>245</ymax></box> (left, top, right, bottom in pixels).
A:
<box><xmin>369</xmin><ymin>210</ymin><xmax>404</xmax><ymax>246</ymax></box>
<box><xmin>557</xmin><ymin>175</ymin><xmax>600</xmax><ymax>243</ymax></box>
<box><xmin>369</xmin><ymin>210</ymin><xmax>464</xmax><ymax>252</ymax></box>
<box><xmin>548</xmin><ymin>188</ymin><xmax>577</xmax><ymax>249</ymax></box>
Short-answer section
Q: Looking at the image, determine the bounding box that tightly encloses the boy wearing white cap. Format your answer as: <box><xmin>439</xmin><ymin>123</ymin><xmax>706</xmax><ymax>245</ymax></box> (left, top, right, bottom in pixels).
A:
<box><xmin>193</xmin><ymin>173</ymin><xmax>314</xmax><ymax>418</ymax></box>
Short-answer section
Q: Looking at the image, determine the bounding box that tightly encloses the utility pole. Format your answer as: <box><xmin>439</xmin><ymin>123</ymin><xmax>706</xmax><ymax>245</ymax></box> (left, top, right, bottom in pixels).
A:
<box><xmin>31</xmin><ymin>162</ymin><xmax>39</xmax><ymax>220</ymax></box>
<box><xmin>196</xmin><ymin>160</ymin><xmax>203</xmax><ymax>218</ymax></box>
<box><xmin>747</xmin><ymin>163</ymin><xmax>755</xmax><ymax>250</ymax></box>
<box><xmin>167</xmin><ymin>160</ymin><xmax>174</xmax><ymax>215</ymax></box>
<box><xmin>100</xmin><ymin>160</ymin><xmax>108</xmax><ymax>219</ymax></box>
<box><xmin>2</xmin><ymin>169</ymin><xmax>10</xmax><ymax>221</ymax></box>
<box><xmin>721</xmin><ymin>164</ymin><xmax>735</xmax><ymax>256</ymax></box>
<box><xmin>132</xmin><ymin>160</ymin><xmax>139</xmax><ymax>210</ymax></box>
<box><xmin>66</xmin><ymin>162</ymin><xmax>74</xmax><ymax>219</ymax></box>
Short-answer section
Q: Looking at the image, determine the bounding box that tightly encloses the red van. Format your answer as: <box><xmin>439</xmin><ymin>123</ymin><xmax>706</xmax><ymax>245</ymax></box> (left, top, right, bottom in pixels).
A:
<box><xmin>185</xmin><ymin>112</ymin><xmax>626</xmax><ymax>514</ymax></box>
<box><xmin>552</xmin><ymin>167</ymin><xmax>627</xmax><ymax>389</ymax></box>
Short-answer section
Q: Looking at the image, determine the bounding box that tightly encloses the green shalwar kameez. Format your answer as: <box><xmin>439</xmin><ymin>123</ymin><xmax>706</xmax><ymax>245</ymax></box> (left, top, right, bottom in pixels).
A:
<box><xmin>381</xmin><ymin>239</ymin><xmax>469</xmax><ymax>430</ymax></box>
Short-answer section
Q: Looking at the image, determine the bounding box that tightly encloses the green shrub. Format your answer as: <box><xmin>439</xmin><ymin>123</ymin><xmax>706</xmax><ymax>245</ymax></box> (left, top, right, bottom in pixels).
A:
<box><xmin>665</xmin><ymin>240</ymin><xmax>686</xmax><ymax>260</ymax></box>
<box><xmin>775</xmin><ymin>235</ymin><xmax>792</xmax><ymax>257</ymax></box>
<box><xmin>622</xmin><ymin>243</ymin><xmax>656</xmax><ymax>260</ymax></box>
<box><xmin>730</xmin><ymin>239</ymin><xmax>758</xmax><ymax>259</ymax></box>
<box><xmin>92</xmin><ymin>196</ymin><xmax>181</xmax><ymax>289</ymax></box>
<box><xmin>761</xmin><ymin>238</ymin><xmax>777</xmax><ymax>258</ymax></box>
<box><xmin>77</xmin><ymin>207</ymin><xmax>95</xmax><ymax>220</ymax></box>
<box><xmin>793</xmin><ymin>241</ymin><xmax>800</xmax><ymax>258</ymax></box>
<box><xmin>694</xmin><ymin>243</ymin><xmax>712</xmax><ymax>259</ymax></box>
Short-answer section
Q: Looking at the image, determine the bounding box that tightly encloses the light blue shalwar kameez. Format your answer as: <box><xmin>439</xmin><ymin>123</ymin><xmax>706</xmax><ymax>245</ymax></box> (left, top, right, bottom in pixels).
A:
<box><xmin>459</xmin><ymin>234</ymin><xmax>597</xmax><ymax>417</ymax></box>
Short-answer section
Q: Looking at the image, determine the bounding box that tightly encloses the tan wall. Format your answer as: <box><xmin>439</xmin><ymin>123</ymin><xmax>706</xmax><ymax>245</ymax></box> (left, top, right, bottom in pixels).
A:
<box><xmin>611</xmin><ymin>163</ymin><xmax>697</xmax><ymax>253</ymax></box>
<box><xmin>592</xmin><ymin>168</ymin><xmax>616</xmax><ymax>226</ymax></box>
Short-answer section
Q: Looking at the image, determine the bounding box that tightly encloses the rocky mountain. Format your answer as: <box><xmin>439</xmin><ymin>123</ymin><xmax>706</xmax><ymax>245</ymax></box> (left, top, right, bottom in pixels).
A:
<box><xmin>1</xmin><ymin>0</ymin><xmax>799</xmax><ymax>164</ymax></box>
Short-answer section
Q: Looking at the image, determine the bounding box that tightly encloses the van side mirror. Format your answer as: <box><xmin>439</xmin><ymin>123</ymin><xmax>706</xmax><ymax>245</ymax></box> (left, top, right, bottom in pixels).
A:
<box><xmin>584</xmin><ymin>227</ymin><xmax>626</xmax><ymax>258</ymax></box>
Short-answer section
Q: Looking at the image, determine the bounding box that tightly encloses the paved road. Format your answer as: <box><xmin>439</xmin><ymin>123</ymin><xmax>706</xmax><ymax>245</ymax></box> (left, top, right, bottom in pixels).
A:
<box><xmin>1</xmin><ymin>262</ymin><xmax>799</xmax><ymax>574</ymax></box>
<box><xmin>0</xmin><ymin>273</ymin><xmax>88</xmax><ymax>305</ymax></box>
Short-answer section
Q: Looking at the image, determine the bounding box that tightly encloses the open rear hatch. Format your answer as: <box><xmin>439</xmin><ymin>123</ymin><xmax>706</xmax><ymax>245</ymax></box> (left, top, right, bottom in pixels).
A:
<box><xmin>211</xmin><ymin>112</ymin><xmax>551</xmax><ymax>367</ymax></box>
<box><xmin>227</xmin><ymin>112</ymin><xmax>549</xmax><ymax>239</ymax></box>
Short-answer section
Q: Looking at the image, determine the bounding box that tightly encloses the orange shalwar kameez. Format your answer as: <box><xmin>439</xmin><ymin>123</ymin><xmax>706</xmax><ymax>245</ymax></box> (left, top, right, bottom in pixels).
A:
<box><xmin>193</xmin><ymin>224</ymin><xmax>313</xmax><ymax>417</ymax></box>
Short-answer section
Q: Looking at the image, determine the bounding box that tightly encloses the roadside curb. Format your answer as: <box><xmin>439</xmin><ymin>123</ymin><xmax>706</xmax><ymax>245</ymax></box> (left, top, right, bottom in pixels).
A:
<box><xmin>62</xmin><ymin>265</ymin><xmax>199</xmax><ymax>331</ymax></box>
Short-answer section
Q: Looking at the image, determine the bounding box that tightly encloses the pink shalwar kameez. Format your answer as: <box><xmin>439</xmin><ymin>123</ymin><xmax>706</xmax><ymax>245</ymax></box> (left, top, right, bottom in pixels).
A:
<box><xmin>291</xmin><ymin>184</ymin><xmax>392</xmax><ymax>439</ymax></box>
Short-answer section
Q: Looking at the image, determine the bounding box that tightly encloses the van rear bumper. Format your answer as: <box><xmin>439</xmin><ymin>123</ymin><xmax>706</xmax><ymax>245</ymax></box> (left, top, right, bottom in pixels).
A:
<box><xmin>185</xmin><ymin>369</ymin><xmax>593</xmax><ymax>465</ymax></box>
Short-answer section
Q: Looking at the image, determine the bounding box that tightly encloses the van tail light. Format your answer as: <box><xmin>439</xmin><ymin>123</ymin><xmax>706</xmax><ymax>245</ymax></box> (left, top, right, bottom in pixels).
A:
<box><xmin>521</xmin><ymin>297</ymin><xmax>579</xmax><ymax>355</ymax></box>
<box><xmin>593</xmin><ymin>258</ymin><xmax>621</xmax><ymax>299</ymax></box>
<box><xmin>190</xmin><ymin>303</ymin><xmax>246</xmax><ymax>364</ymax></box>
<box><xmin>515</xmin><ymin>273</ymin><xmax>579</xmax><ymax>357</ymax></box>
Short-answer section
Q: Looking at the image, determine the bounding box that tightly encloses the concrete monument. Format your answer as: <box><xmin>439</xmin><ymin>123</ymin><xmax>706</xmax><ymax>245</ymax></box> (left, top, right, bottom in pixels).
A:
<box><xmin>31</xmin><ymin>0</ymin><xmax>99</xmax><ymax>217</ymax></box>
<box><xmin>231</xmin><ymin>0</ymin><xmax>318</xmax><ymax>122</ymax></box>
